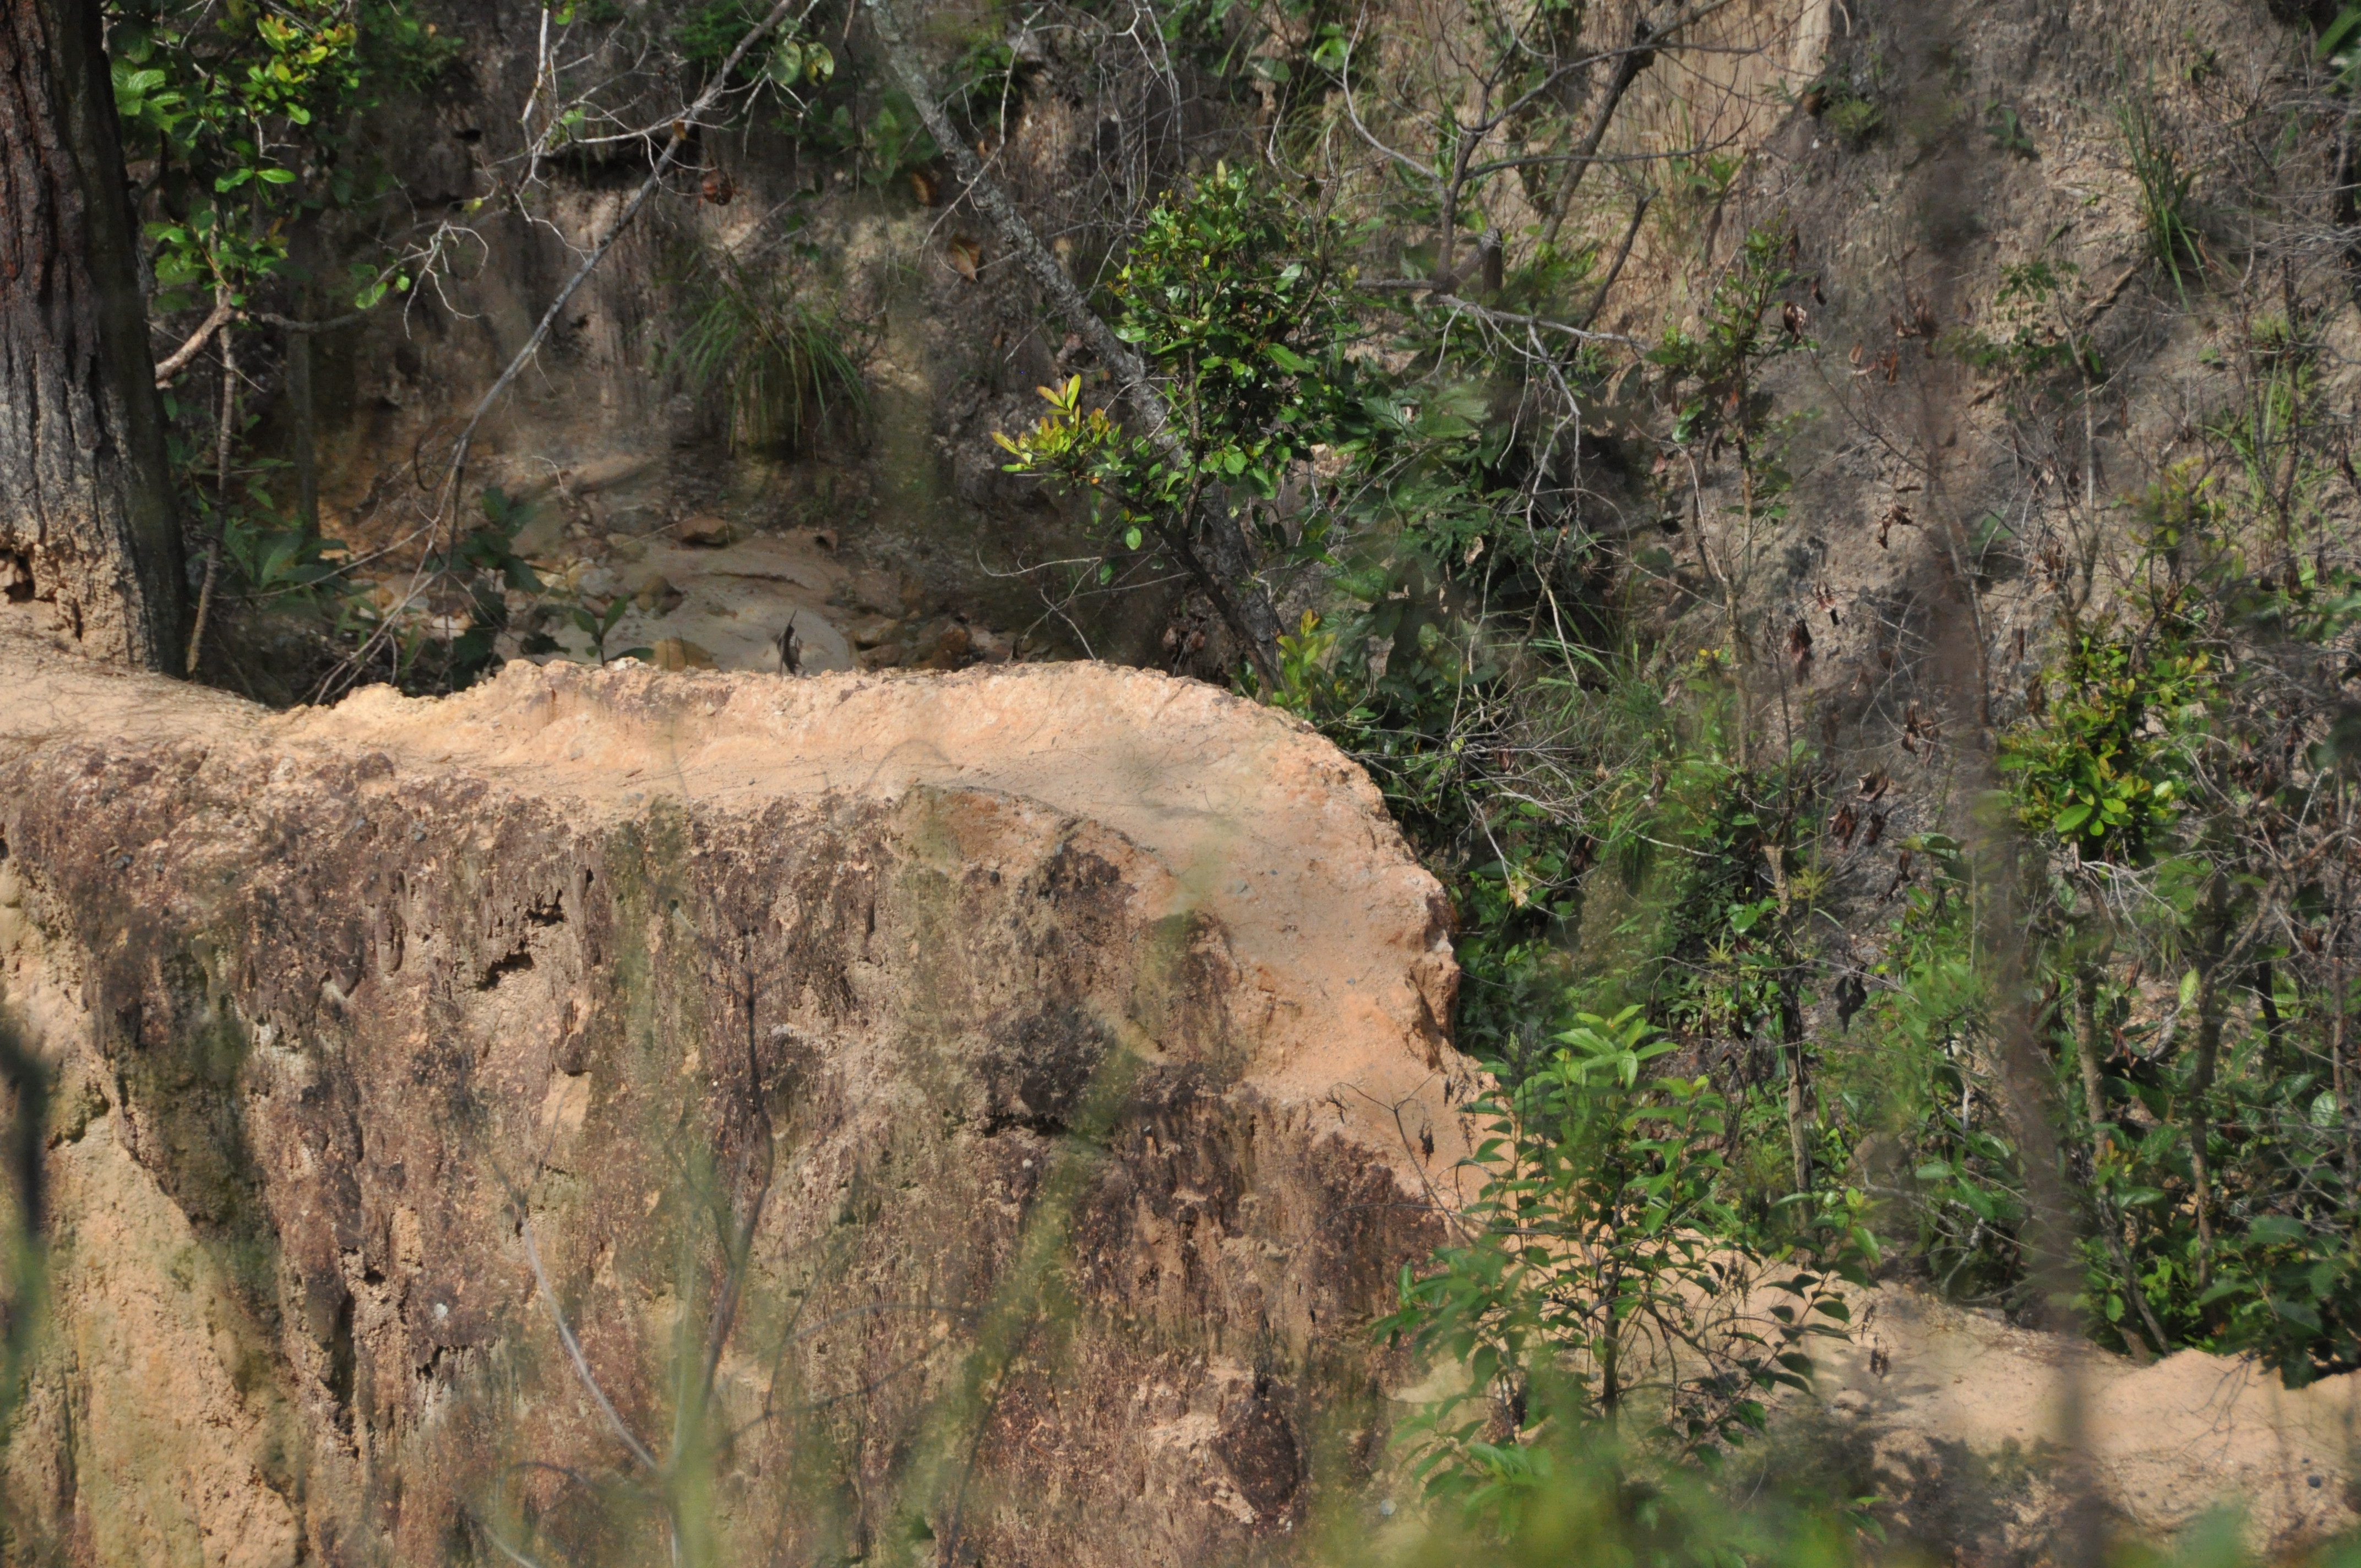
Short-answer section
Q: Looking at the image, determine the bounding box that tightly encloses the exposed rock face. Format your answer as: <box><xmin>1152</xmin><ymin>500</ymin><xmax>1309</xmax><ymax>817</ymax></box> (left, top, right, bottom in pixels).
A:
<box><xmin>0</xmin><ymin>623</ymin><xmax>1471</xmax><ymax>1566</ymax></box>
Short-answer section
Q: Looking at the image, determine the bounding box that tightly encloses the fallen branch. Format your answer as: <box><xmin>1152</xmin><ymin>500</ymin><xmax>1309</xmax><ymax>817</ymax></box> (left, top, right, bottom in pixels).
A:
<box><xmin>1362</xmin><ymin>286</ymin><xmax>1644</xmax><ymax>346</ymax></box>
<box><xmin>247</xmin><ymin>308</ymin><xmax>368</xmax><ymax>335</ymax></box>
<box><xmin>865</xmin><ymin>0</ymin><xmax>1284</xmax><ymax>684</ymax></box>
<box><xmin>154</xmin><ymin>300</ymin><xmax>367</xmax><ymax>391</ymax></box>
<box><xmin>520</xmin><ymin>1212</ymin><xmax>661</xmax><ymax>1473</ymax></box>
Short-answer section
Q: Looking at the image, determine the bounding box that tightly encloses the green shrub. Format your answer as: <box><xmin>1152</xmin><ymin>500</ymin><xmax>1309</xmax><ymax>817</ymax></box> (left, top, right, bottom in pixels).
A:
<box><xmin>2116</xmin><ymin>76</ymin><xmax>2203</xmax><ymax>294</ymax></box>
<box><xmin>1824</xmin><ymin>95</ymin><xmax>1881</xmax><ymax>148</ymax></box>
<box><xmin>1378</xmin><ymin>1006</ymin><xmax>1872</xmax><ymax>1536</ymax></box>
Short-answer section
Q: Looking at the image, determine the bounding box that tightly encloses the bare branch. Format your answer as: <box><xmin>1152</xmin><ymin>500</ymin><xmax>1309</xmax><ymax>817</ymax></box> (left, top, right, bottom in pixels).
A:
<box><xmin>151</xmin><ymin>295</ymin><xmax>236</xmax><ymax>386</ymax></box>
<box><xmin>864</xmin><ymin>0</ymin><xmax>1285</xmax><ymax>683</ymax></box>
<box><xmin>432</xmin><ymin>0</ymin><xmax>808</xmax><ymax>536</ymax></box>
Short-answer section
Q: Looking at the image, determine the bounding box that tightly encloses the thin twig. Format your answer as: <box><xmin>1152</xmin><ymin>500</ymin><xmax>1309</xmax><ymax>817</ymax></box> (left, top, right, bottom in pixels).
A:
<box><xmin>1580</xmin><ymin>190</ymin><xmax>1655</xmax><ymax>329</ymax></box>
<box><xmin>520</xmin><ymin>1212</ymin><xmax>661</xmax><ymax>1473</ymax></box>
<box><xmin>246</xmin><ymin>308</ymin><xmax>368</xmax><ymax>335</ymax></box>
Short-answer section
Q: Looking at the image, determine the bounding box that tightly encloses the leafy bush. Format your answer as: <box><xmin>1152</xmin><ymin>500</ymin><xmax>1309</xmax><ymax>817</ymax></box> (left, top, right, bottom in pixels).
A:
<box><xmin>1380</xmin><ymin>1007</ymin><xmax>1873</xmax><ymax>1534</ymax></box>
<box><xmin>1824</xmin><ymin>95</ymin><xmax>1882</xmax><ymax>147</ymax></box>
<box><xmin>1947</xmin><ymin>259</ymin><xmax>2102</xmax><ymax>389</ymax></box>
<box><xmin>112</xmin><ymin>0</ymin><xmax>455</xmax><ymax>311</ymax></box>
<box><xmin>1998</xmin><ymin>626</ymin><xmax>2208</xmax><ymax>861</ymax></box>
<box><xmin>996</xmin><ymin>163</ymin><xmax>1361</xmax><ymax>573</ymax></box>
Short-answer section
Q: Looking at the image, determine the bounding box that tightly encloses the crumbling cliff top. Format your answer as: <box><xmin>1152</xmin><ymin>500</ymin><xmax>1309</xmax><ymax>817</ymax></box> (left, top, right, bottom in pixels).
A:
<box><xmin>2</xmin><ymin>620</ymin><xmax>1470</xmax><ymax>1175</ymax></box>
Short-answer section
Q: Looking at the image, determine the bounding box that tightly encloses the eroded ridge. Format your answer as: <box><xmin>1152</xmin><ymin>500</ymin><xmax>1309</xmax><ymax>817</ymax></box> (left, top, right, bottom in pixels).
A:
<box><xmin>0</xmin><ymin>634</ymin><xmax>1473</xmax><ymax>1566</ymax></box>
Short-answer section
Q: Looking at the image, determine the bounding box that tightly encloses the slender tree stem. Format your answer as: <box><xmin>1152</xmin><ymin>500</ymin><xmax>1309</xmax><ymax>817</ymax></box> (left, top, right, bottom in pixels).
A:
<box><xmin>1785</xmin><ymin>1037</ymin><xmax>1811</xmax><ymax>1193</ymax></box>
<box><xmin>2190</xmin><ymin>966</ymin><xmax>2222</xmax><ymax>1277</ymax></box>
<box><xmin>2338</xmin><ymin>953</ymin><xmax>2355</xmax><ymax>1196</ymax></box>
<box><xmin>184</xmin><ymin>312</ymin><xmax>234</xmax><ymax>675</ymax></box>
<box><xmin>2075</xmin><ymin>961</ymin><xmax>2108</xmax><ymax>1147</ymax></box>
<box><xmin>289</xmin><ymin>293</ymin><xmax>318</xmax><ymax>538</ymax></box>
<box><xmin>1577</xmin><ymin>189</ymin><xmax>1653</xmax><ymax>329</ymax></box>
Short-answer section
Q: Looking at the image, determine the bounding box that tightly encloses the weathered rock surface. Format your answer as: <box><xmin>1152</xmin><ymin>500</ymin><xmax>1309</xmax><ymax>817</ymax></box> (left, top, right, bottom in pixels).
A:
<box><xmin>1811</xmin><ymin>1286</ymin><xmax>2361</xmax><ymax>1559</ymax></box>
<box><xmin>0</xmin><ymin>619</ymin><xmax>1471</xmax><ymax>1566</ymax></box>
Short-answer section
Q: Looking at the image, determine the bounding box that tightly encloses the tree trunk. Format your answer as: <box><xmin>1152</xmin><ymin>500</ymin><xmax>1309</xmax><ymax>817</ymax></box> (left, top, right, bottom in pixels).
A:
<box><xmin>0</xmin><ymin>0</ymin><xmax>186</xmax><ymax>669</ymax></box>
<box><xmin>1785</xmin><ymin>1035</ymin><xmax>1811</xmax><ymax>1194</ymax></box>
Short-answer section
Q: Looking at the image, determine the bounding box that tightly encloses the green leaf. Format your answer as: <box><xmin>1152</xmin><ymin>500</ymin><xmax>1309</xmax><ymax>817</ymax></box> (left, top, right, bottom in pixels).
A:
<box><xmin>2321</xmin><ymin>8</ymin><xmax>2361</xmax><ymax>59</ymax></box>
<box><xmin>2194</xmin><ymin>1277</ymin><xmax>2246</xmax><ymax>1307</ymax></box>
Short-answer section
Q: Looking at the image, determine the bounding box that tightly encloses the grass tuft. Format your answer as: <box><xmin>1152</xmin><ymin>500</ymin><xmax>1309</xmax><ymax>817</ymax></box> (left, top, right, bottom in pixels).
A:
<box><xmin>667</xmin><ymin>246</ymin><xmax>868</xmax><ymax>455</ymax></box>
<box><xmin>2116</xmin><ymin>75</ymin><xmax>2203</xmax><ymax>297</ymax></box>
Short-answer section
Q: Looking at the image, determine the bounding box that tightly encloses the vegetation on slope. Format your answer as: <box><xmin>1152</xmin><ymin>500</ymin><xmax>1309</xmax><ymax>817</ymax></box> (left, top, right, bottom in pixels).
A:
<box><xmin>48</xmin><ymin>0</ymin><xmax>2361</xmax><ymax>1559</ymax></box>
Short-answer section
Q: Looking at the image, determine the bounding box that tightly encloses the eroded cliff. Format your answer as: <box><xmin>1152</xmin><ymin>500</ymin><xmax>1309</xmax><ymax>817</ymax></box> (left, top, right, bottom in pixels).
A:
<box><xmin>0</xmin><ymin>622</ymin><xmax>1468</xmax><ymax>1565</ymax></box>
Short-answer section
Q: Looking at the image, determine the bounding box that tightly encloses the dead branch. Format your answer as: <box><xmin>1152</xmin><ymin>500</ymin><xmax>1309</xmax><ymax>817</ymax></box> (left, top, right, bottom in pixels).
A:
<box><xmin>864</xmin><ymin>0</ymin><xmax>1285</xmax><ymax>684</ymax></box>
<box><xmin>519</xmin><ymin>1212</ymin><xmax>661</xmax><ymax>1473</ymax></box>
<box><xmin>151</xmin><ymin>295</ymin><xmax>236</xmax><ymax>386</ymax></box>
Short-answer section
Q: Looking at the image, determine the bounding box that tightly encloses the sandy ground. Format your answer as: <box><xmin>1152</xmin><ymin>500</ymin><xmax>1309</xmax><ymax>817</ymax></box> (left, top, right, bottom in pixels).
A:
<box><xmin>1813</xmin><ymin>1286</ymin><xmax>2361</xmax><ymax>1548</ymax></box>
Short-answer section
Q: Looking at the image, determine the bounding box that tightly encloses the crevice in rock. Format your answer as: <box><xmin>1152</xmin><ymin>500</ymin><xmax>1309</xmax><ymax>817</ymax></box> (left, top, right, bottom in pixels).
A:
<box><xmin>477</xmin><ymin>943</ymin><xmax>535</xmax><ymax>989</ymax></box>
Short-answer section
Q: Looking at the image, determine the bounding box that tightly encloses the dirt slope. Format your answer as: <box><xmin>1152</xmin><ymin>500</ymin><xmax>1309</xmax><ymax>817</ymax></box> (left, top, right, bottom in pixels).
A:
<box><xmin>1815</xmin><ymin>1286</ymin><xmax>2361</xmax><ymax>1556</ymax></box>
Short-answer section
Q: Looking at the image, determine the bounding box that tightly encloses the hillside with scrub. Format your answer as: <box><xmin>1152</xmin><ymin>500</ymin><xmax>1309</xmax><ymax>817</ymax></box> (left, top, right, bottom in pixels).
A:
<box><xmin>7</xmin><ymin>0</ymin><xmax>2361</xmax><ymax>1563</ymax></box>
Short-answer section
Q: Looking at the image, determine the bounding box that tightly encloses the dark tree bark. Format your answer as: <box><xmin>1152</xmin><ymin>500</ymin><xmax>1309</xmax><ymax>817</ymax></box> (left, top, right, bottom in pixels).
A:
<box><xmin>0</xmin><ymin>0</ymin><xmax>186</xmax><ymax>669</ymax></box>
